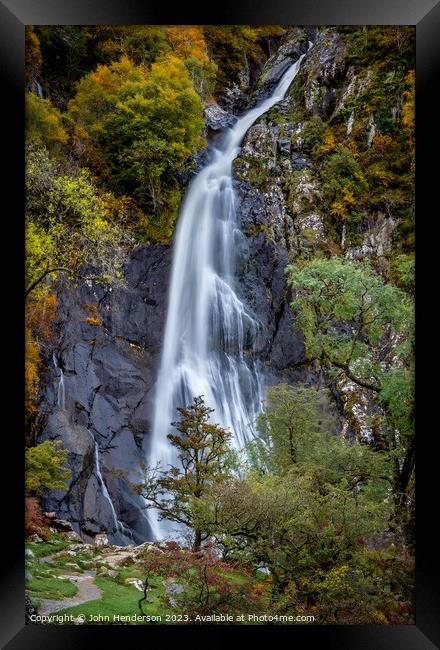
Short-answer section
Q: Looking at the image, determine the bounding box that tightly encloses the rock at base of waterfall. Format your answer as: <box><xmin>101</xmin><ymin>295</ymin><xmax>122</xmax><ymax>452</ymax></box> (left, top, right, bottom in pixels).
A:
<box><xmin>94</xmin><ymin>533</ymin><xmax>109</xmax><ymax>547</ymax></box>
<box><xmin>204</xmin><ymin>102</ymin><xmax>237</xmax><ymax>131</ymax></box>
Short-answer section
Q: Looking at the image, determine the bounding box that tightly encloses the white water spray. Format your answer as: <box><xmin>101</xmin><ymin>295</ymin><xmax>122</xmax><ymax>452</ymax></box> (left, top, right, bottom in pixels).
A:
<box><xmin>148</xmin><ymin>46</ymin><xmax>311</xmax><ymax>539</ymax></box>
<box><xmin>53</xmin><ymin>353</ymin><xmax>65</xmax><ymax>411</ymax></box>
<box><xmin>93</xmin><ymin>440</ymin><xmax>134</xmax><ymax>542</ymax></box>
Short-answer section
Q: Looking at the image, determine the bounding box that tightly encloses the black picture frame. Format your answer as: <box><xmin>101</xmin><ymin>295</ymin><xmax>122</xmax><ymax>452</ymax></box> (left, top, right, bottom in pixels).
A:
<box><xmin>2</xmin><ymin>0</ymin><xmax>438</xmax><ymax>647</ymax></box>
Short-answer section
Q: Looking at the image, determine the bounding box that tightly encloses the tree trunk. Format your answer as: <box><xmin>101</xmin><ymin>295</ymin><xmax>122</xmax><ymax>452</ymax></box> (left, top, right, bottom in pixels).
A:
<box><xmin>193</xmin><ymin>529</ymin><xmax>202</xmax><ymax>552</ymax></box>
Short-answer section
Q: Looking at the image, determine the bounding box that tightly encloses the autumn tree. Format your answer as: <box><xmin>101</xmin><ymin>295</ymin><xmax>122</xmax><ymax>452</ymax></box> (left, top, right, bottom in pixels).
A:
<box><xmin>25</xmin><ymin>440</ymin><xmax>71</xmax><ymax>496</ymax></box>
<box><xmin>136</xmin><ymin>396</ymin><xmax>232</xmax><ymax>551</ymax></box>
<box><xmin>25</xmin><ymin>144</ymin><xmax>134</xmax><ymax>299</ymax></box>
<box><xmin>26</xmin><ymin>92</ymin><xmax>68</xmax><ymax>152</ymax></box>
<box><xmin>165</xmin><ymin>26</ymin><xmax>217</xmax><ymax>98</ymax></box>
<box><xmin>68</xmin><ymin>54</ymin><xmax>204</xmax><ymax>241</ymax></box>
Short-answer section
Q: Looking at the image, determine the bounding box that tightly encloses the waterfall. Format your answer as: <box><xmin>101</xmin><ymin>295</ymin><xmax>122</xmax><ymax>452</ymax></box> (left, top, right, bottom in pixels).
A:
<box><xmin>148</xmin><ymin>45</ymin><xmax>311</xmax><ymax>539</ymax></box>
<box><xmin>53</xmin><ymin>353</ymin><xmax>65</xmax><ymax>411</ymax></box>
<box><xmin>93</xmin><ymin>440</ymin><xmax>134</xmax><ymax>543</ymax></box>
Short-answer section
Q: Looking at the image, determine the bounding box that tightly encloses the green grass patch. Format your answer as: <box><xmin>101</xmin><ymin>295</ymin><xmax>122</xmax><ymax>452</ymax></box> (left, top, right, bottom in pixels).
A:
<box><xmin>55</xmin><ymin>575</ymin><xmax>167</xmax><ymax>624</ymax></box>
<box><xmin>26</xmin><ymin>539</ymin><xmax>71</xmax><ymax>559</ymax></box>
<box><xmin>27</xmin><ymin>575</ymin><xmax>78</xmax><ymax>600</ymax></box>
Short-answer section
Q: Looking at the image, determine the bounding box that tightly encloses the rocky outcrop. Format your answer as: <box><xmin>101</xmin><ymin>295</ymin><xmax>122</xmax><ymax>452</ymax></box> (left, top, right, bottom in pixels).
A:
<box><xmin>40</xmin><ymin>245</ymin><xmax>172</xmax><ymax>544</ymax></box>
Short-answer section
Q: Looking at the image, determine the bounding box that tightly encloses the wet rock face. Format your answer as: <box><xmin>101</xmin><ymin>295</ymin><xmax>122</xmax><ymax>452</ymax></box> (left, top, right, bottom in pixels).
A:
<box><xmin>40</xmin><ymin>245</ymin><xmax>172</xmax><ymax>545</ymax></box>
<box><xmin>250</xmin><ymin>34</ymin><xmax>310</xmax><ymax>107</ymax></box>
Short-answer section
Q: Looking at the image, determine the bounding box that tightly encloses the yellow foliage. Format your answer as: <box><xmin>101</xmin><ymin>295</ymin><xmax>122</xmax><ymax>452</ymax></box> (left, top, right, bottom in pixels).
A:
<box><xmin>26</xmin><ymin>292</ymin><xmax>57</xmax><ymax>343</ymax></box>
<box><xmin>25</xmin><ymin>327</ymin><xmax>41</xmax><ymax>415</ymax></box>
<box><xmin>165</xmin><ymin>26</ymin><xmax>209</xmax><ymax>63</ymax></box>
<box><xmin>342</xmin><ymin>186</ymin><xmax>356</xmax><ymax>207</ymax></box>
<box><xmin>83</xmin><ymin>304</ymin><xmax>102</xmax><ymax>326</ymax></box>
<box><xmin>25</xmin><ymin>26</ymin><xmax>42</xmax><ymax>83</ymax></box>
<box><xmin>330</xmin><ymin>200</ymin><xmax>347</xmax><ymax>218</ymax></box>
<box><xmin>372</xmin><ymin>134</ymin><xmax>394</xmax><ymax>152</ymax></box>
<box><xmin>85</xmin><ymin>316</ymin><xmax>102</xmax><ymax>326</ymax></box>
<box><xmin>371</xmin><ymin>608</ymin><xmax>389</xmax><ymax>624</ymax></box>
<box><xmin>372</xmin><ymin>167</ymin><xmax>394</xmax><ymax>186</ymax></box>
<box><xmin>26</xmin><ymin>92</ymin><xmax>68</xmax><ymax>149</ymax></box>
<box><xmin>318</xmin><ymin>130</ymin><xmax>338</xmax><ymax>156</ymax></box>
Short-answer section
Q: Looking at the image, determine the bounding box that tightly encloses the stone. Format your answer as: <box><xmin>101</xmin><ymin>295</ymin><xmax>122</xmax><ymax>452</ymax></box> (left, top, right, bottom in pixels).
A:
<box><xmin>25</xmin><ymin>595</ymin><xmax>39</xmax><ymax>624</ymax></box>
<box><xmin>277</xmin><ymin>138</ymin><xmax>291</xmax><ymax>156</ymax></box>
<box><xmin>44</xmin><ymin>512</ymin><xmax>57</xmax><ymax>520</ymax></box>
<box><xmin>30</xmin><ymin>534</ymin><xmax>44</xmax><ymax>543</ymax></box>
<box><xmin>291</xmin><ymin>152</ymin><xmax>310</xmax><ymax>170</ymax></box>
<box><xmin>63</xmin><ymin>531</ymin><xmax>83</xmax><ymax>543</ymax></box>
<box><xmin>94</xmin><ymin>533</ymin><xmax>109</xmax><ymax>547</ymax></box>
<box><xmin>52</xmin><ymin>518</ymin><xmax>73</xmax><ymax>532</ymax></box>
<box><xmin>25</xmin><ymin>548</ymin><xmax>35</xmax><ymax>558</ymax></box>
<box><xmin>25</xmin><ymin>570</ymin><xmax>33</xmax><ymax>581</ymax></box>
<box><xmin>204</xmin><ymin>102</ymin><xmax>236</xmax><ymax>131</ymax></box>
<box><xmin>126</xmin><ymin>578</ymin><xmax>144</xmax><ymax>591</ymax></box>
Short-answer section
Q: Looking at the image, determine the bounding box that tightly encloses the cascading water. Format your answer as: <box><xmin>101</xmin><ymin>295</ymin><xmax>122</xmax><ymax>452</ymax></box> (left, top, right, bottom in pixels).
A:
<box><xmin>93</xmin><ymin>439</ymin><xmax>134</xmax><ymax>544</ymax></box>
<box><xmin>53</xmin><ymin>353</ymin><xmax>65</xmax><ymax>411</ymax></box>
<box><xmin>148</xmin><ymin>45</ymin><xmax>311</xmax><ymax>539</ymax></box>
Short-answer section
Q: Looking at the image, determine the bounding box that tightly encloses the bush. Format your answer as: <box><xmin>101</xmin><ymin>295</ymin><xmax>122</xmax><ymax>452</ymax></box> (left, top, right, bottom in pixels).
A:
<box><xmin>25</xmin><ymin>440</ymin><xmax>71</xmax><ymax>496</ymax></box>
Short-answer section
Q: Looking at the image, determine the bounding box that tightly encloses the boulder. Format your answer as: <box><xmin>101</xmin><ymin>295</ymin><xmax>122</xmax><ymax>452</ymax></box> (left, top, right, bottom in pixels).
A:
<box><xmin>94</xmin><ymin>533</ymin><xmax>109</xmax><ymax>547</ymax></box>
<box><xmin>52</xmin><ymin>518</ymin><xmax>73</xmax><ymax>532</ymax></box>
<box><xmin>204</xmin><ymin>102</ymin><xmax>236</xmax><ymax>131</ymax></box>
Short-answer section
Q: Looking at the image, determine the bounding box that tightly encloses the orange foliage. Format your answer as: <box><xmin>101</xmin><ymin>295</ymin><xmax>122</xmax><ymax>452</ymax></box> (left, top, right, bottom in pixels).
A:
<box><xmin>25</xmin><ymin>496</ymin><xmax>48</xmax><ymax>539</ymax></box>
<box><xmin>25</xmin><ymin>292</ymin><xmax>57</xmax><ymax>416</ymax></box>
<box><xmin>83</xmin><ymin>303</ymin><xmax>102</xmax><ymax>326</ymax></box>
<box><xmin>25</xmin><ymin>327</ymin><xmax>41</xmax><ymax>416</ymax></box>
<box><xmin>165</xmin><ymin>26</ymin><xmax>209</xmax><ymax>63</ymax></box>
<box><xmin>26</xmin><ymin>292</ymin><xmax>57</xmax><ymax>343</ymax></box>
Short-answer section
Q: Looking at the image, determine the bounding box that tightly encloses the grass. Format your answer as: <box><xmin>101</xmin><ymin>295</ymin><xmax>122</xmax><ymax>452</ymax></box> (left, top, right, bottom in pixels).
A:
<box><xmin>55</xmin><ymin>575</ymin><xmax>167</xmax><ymax>624</ymax></box>
<box><xmin>27</xmin><ymin>575</ymin><xmax>78</xmax><ymax>600</ymax></box>
<box><xmin>26</xmin><ymin>535</ymin><xmax>71</xmax><ymax>559</ymax></box>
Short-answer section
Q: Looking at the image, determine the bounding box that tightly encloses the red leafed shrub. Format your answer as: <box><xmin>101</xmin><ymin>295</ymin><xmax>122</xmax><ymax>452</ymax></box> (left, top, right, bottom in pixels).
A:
<box><xmin>25</xmin><ymin>496</ymin><xmax>48</xmax><ymax>540</ymax></box>
<box><xmin>137</xmin><ymin>542</ymin><xmax>267</xmax><ymax>620</ymax></box>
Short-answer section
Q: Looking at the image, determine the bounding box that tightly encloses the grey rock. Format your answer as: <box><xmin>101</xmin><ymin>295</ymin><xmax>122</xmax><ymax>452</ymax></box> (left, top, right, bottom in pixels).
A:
<box><xmin>204</xmin><ymin>102</ymin><xmax>237</xmax><ymax>131</ymax></box>
<box><xmin>30</xmin><ymin>534</ymin><xmax>44</xmax><ymax>543</ymax></box>
<box><xmin>277</xmin><ymin>138</ymin><xmax>291</xmax><ymax>155</ymax></box>
<box><xmin>25</xmin><ymin>548</ymin><xmax>35</xmax><ymax>558</ymax></box>
<box><xmin>94</xmin><ymin>533</ymin><xmax>109</xmax><ymax>547</ymax></box>
<box><xmin>25</xmin><ymin>571</ymin><xmax>33</xmax><ymax>581</ymax></box>
<box><xmin>52</xmin><ymin>518</ymin><xmax>73</xmax><ymax>532</ymax></box>
<box><xmin>291</xmin><ymin>152</ymin><xmax>311</xmax><ymax>170</ymax></box>
<box><xmin>44</xmin><ymin>512</ymin><xmax>57</xmax><ymax>520</ymax></box>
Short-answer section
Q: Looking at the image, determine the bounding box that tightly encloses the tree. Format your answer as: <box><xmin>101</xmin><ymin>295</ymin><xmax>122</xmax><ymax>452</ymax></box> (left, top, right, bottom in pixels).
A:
<box><xmin>136</xmin><ymin>396</ymin><xmax>232</xmax><ymax>551</ymax></box>
<box><xmin>68</xmin><ymin>54</ymin><xmax>204</xmax><ymax>241</ymax></box>
<box><xmin>25</xmin><ymin>440</ymin><xmax>71</xmax><ymax>496</ymax></box>
<box><xmin>197</xmin><ymin>381</ymin><xmax>392</xmax><ymax>615</ymax></box>
<box><xmin>286</xmin><ymin>257</ymin><xmax>414</xmax><ymax>519</ymax></box>
<box><xmin>25</xmin><ymin>92</ymin><xmax>68</xmax><ymax>152</ymax></box>
<box><xmin>252</xmin><ymin>384</ymin><xmax>330</xmax><ymax>472</ymax></box>
<box><xmin>25</xmin><ymin>144</ymin><xmax>134</xmax><ymax>299</ymax></box>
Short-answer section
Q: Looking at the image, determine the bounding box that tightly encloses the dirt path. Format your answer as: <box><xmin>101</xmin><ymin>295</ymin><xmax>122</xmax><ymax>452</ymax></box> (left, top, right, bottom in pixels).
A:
<box><xmin>37</xmin><ymin>570</ymin><xmax>101</xmax><ymax>615</ymax></box>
